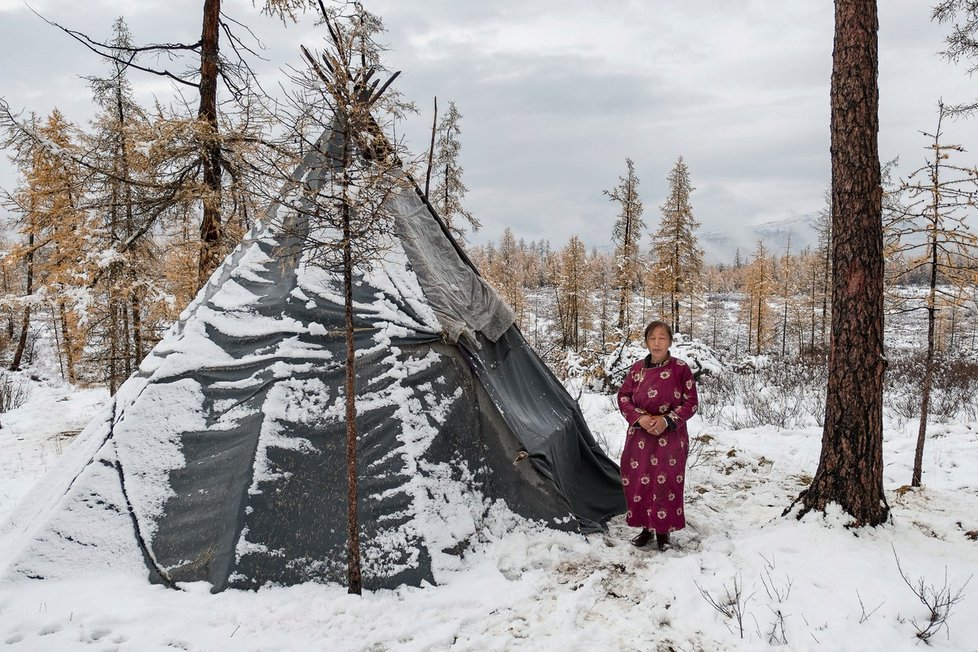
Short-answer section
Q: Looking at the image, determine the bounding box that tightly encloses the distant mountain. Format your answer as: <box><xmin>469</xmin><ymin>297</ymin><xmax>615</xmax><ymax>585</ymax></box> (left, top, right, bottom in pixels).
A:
<box><xmin>700</xmin><ymin>216</ymin><xmax>818</xmax><ymax>265</ymax></box>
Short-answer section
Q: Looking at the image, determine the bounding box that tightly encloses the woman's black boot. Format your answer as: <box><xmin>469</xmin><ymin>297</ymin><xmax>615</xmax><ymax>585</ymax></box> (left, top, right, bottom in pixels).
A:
<box><xmin>630</xmin><ymin>528</ymin><xmax>653</xmax><ymax>547</ymax></box>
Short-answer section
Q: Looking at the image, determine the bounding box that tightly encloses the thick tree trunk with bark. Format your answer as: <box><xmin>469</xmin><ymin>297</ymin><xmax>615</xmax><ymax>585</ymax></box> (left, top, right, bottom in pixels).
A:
<box><xmin>197</xmin><ymin>0</ymin><xmax>224</xmax><ymax>288</ymax></box>
<box><xmin>793</xmin><ymin>0</ymin><xmax>889</xmax><ymax>526</ymax></box>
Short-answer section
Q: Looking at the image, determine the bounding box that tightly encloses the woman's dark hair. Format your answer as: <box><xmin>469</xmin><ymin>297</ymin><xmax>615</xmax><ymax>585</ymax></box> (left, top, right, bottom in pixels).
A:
<box><xmin>643</xmin><ymin>320</ymin><xmax>673</xmax><ymax>343</ymax></box>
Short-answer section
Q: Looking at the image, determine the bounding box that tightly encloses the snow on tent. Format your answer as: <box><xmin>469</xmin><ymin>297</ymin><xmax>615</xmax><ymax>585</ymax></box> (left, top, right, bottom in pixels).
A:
<box><xmin>0</xmin><ymin>122</ymin><xmax>624</xmax><ymax>592</ymax></box>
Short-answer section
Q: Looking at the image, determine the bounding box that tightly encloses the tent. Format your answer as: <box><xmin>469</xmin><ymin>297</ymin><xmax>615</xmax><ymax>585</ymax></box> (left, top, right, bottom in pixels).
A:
<box><xmin>0</xmin><ymin>124</ymin><xmax>624</xmax><ymax>592</ymax></box>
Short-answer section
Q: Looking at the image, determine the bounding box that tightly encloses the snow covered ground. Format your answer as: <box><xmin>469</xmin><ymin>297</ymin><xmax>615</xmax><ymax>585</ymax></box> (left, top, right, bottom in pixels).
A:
<box><xmin>0</xmin><ymin>376</ymin><xmax>108</xmax><ymax>529</ymax></box>
<box><xmin>1</xmin><ymin>370</ymin><xmax>977</xmax><ymax>651</ymax></box>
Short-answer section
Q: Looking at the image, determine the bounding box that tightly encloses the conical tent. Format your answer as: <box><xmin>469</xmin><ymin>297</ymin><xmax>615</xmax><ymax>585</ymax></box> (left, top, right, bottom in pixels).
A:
<box><xmin>0</xmin><ymin>124</ymin><xmax>624</xmax><ymax>592</ymax></box>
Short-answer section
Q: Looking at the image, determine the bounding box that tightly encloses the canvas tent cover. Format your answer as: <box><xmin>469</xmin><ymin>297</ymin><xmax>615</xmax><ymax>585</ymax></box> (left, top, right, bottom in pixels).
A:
<box><xmin>0</xmin><ymin>128</ymin><xmax>624</xmax><ymax>591</ymax></box>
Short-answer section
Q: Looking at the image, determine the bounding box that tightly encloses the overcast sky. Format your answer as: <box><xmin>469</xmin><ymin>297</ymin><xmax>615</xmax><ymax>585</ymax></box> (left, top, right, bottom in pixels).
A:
<box><xmin>2</xmin><ymin>0</ymin><xmax>978</xmax><ymax>261</ymax></box>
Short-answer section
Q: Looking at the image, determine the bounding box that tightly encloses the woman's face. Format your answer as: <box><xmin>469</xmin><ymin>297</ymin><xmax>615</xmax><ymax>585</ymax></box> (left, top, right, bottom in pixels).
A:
<box><xmin>646</xmin><ymin>327</ymin><xmax>671</xmax><ymax>361</ymax></box>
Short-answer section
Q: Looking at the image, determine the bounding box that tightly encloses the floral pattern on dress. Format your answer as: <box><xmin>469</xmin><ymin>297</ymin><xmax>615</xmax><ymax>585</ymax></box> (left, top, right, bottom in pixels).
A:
<box><xmin>616</xmin><ymin>355</ymin><xmax>699</xmax><ymax>532</ymax></box>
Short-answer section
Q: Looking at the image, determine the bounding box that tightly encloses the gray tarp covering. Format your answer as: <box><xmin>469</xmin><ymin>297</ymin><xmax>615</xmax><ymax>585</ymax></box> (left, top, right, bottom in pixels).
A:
<box><xmin>392</xmin><ymin>190</ymin><xmax>515</xmax><ymax>343</ymax></box>
<box><xmin>0</xmin><ymin>124</ymin><xmax>624</xmax><ymax>592</ymax></box>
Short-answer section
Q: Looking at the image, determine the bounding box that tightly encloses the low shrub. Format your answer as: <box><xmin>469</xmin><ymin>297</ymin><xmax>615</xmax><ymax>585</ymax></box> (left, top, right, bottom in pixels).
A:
<box><xmin>0</xmin><ymin>372</ymin><xmax>31</xmax><ymax>413</ymax></box>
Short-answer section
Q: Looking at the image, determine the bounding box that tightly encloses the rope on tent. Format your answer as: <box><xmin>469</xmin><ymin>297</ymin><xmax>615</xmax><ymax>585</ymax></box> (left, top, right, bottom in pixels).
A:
<box><xmin>107</xmin><ymin>395</ymin><xmax>180</xmax><ymax>590</ymax></box>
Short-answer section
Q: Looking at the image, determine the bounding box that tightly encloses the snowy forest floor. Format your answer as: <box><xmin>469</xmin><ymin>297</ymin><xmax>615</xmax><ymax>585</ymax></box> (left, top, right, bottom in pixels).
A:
<box><xmin>1</xmin><ymin>371</ymin><xmax>977</xmax><ymax>651</ymax></box>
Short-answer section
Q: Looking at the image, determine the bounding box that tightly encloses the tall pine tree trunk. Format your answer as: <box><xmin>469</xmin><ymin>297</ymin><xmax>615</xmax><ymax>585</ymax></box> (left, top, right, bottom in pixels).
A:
<box><xmin>197</xmin><ymin>0</ymin><xmax>224</xmax><ymax>288</ymax></box>
<box><xmin>793</xmin><ymin>0</ymin><xmax>888</xmax><ymax>526</ymax></box>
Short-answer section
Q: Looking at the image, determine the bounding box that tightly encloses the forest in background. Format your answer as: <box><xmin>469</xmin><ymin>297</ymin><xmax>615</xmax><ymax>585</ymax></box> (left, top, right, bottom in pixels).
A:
<box><xmin>0</xmin><ymin>1</ymin><xmax>976</xmax><ymax>415</ymax></box>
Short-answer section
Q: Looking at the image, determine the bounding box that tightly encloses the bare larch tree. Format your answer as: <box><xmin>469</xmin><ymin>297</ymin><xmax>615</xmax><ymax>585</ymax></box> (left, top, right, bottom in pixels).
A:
<box><xmin>290</xmin><ymin>2</ymin><xmax>412</xmax><ymax>595</ymax></box>
<box><xmin>605</xmin><ymin>158</ymin><xmax>644</xmax><ymax>334</ymax></box>
<box><xmin>41</xmin><ymin>0</ymin><xmax>316</xmax><ymax>289</ymax></box>
<box><xmin>651</xmin><ymin>156</ymin><xmax>702</xmax><ymax>336</ymax></box>
<box><xmin>886</xmin><ymin>102</ymin><xmax>978</xmax><ymax>487</ymax></box>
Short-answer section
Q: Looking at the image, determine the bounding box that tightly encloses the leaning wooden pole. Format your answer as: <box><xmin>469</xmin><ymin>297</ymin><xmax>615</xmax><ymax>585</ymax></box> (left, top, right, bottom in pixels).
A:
<box><xmin>424</xmin><ymin>96</ymin><xmax>437</xmax><ymax>200</ymax></box>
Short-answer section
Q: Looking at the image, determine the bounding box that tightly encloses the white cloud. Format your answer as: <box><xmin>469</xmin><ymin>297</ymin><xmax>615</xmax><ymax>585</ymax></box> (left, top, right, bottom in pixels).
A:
<box><xmin>1</xmin><ymin>0</ymin><xmax>977</xmax><ymax>261</ymax></box>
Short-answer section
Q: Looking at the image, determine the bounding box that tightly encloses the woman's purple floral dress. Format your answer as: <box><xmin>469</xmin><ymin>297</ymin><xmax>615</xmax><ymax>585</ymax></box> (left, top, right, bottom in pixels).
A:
<box><xmin>617</xmin><ymin>355</ymin><xmax>698</xmax><ymax>533</ymax></box>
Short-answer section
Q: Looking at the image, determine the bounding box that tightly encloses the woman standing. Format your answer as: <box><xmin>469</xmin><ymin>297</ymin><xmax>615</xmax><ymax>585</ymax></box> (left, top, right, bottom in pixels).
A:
<box><xmin>617</xmin><ymin>320</ymin><xmax>698</xmax><ymax>550</ymax></box>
